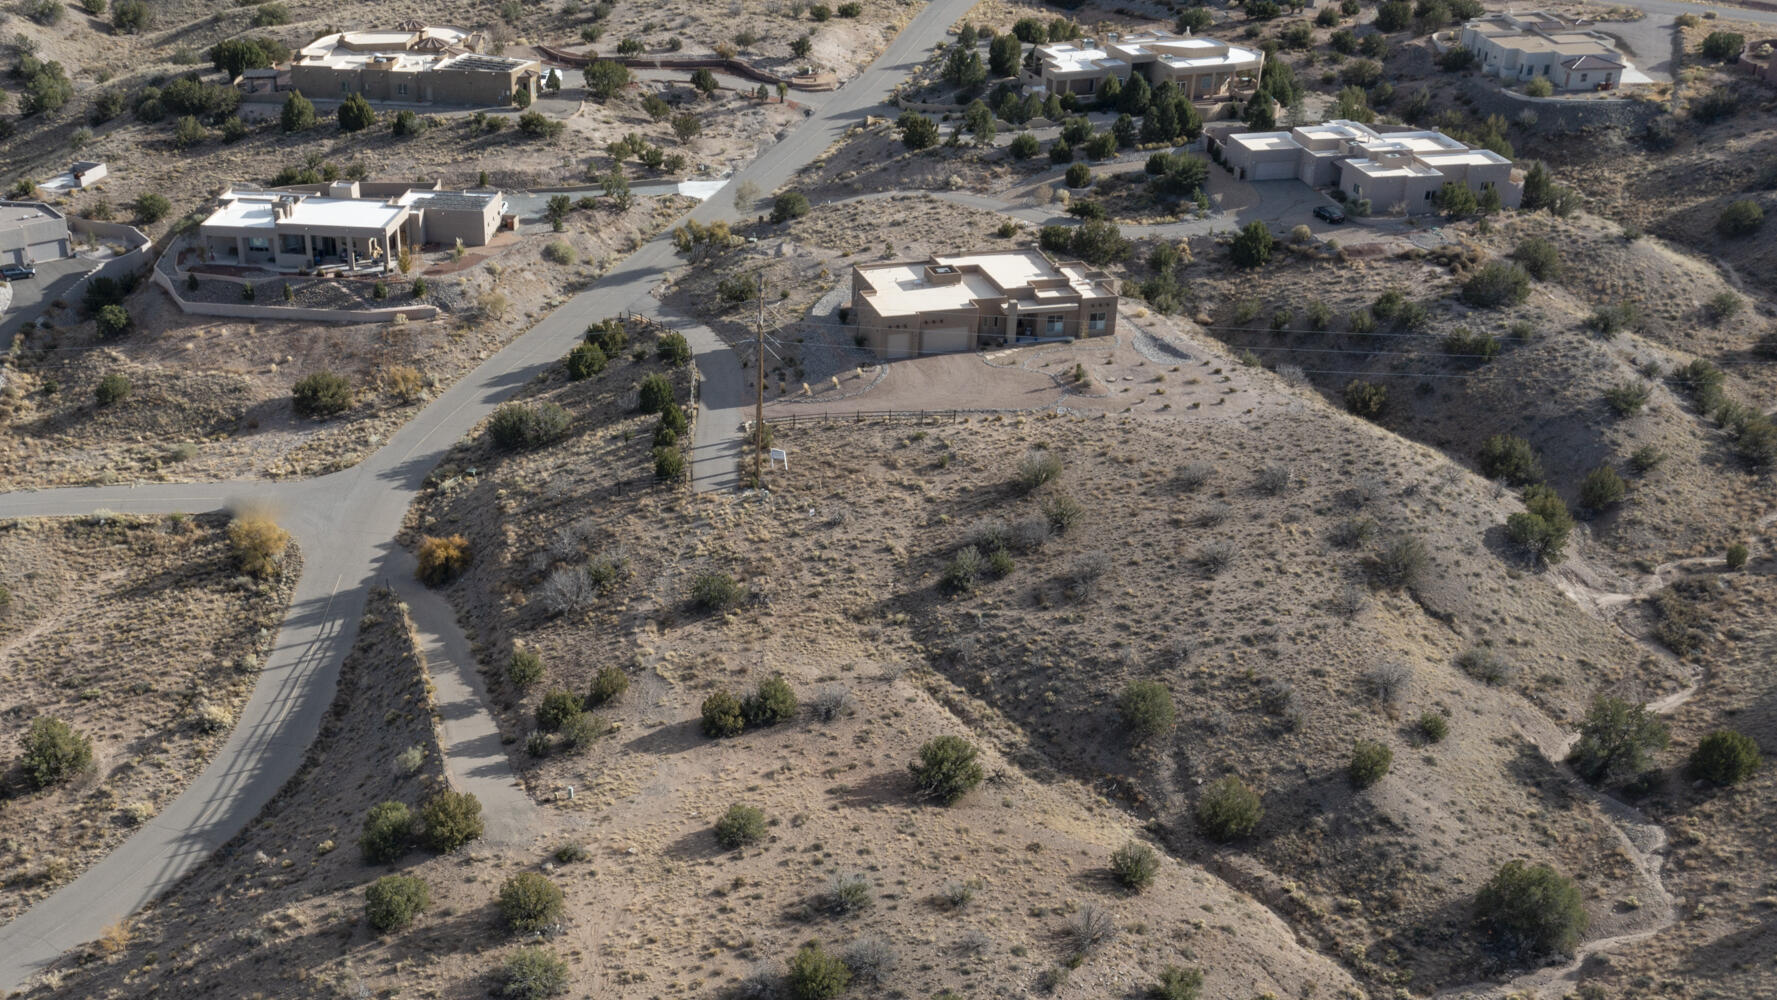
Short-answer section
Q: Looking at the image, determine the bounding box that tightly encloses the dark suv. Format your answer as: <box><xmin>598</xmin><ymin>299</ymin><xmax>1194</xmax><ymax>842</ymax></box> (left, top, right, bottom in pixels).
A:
<box><xmin>0</xmin><ymin>264</ymin><xmax>37</xmax><ymax>280</ymax></box>
<box><xmin>1313</xmin><ymin>204</ymin><xmax>1346</xmax><ymax>224</ymax></box>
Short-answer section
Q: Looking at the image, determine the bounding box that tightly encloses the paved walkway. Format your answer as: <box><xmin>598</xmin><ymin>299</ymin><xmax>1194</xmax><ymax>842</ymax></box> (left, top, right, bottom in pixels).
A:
<box><xmin>0</xmin><ymin>0</ymin><xmax>976</xmax><ymax>989</ymax></box>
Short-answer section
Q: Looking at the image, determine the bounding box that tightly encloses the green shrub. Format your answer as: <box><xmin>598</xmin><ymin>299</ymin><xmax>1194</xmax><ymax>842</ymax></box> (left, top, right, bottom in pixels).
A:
<box><xmin>1149</xmin><ymin>965</ymin><xmax>1204</xmax><ymax>1000</ymax></box>
<box><xmin>95</xmin><ymin>303</ymin><xmax>132</xmax><ymax>338</ymax></box>
<box><xmin>1418</xmin><ymin>712</ymin><xmax>1449</xmax><ymax>743</ymax></box>
<box><xmin>1118</xmin><ymin>681</ymin><xmax>1175</xmax><ymax>742</ymax></box>
<box><xmin>1371</xmin><ymin>534</ymin><xmax>1428</xmax><ymax>590</ymax></box>
<box><xmin>909</xmin><ymin>734</ymin><xmax>984</xmax><ymax>805</ymax></box>
<box><xmin>1477</xmin><ymin>434</ymin><xmax>1543</xmax><ymax>485</ymax></box>
<box><xmin>508</xmin><ymin>649</ymin><xmax>543</xmax><ymax>688</ymax></box>
<box><xmin>557</xmin><ymin>711</ymin><xmax>603</xmax><ymax>752</ymax></box>
<box><xmin>1009</xmin><ymin>132</ymin><xmax>1039</xmax><ymax>158</ymax></box>
<box><xmin>1348</xmin><ymin>739</ymin><xmax>1393</xmax><ymax>788</ymax></box>
<box><xmin>1344</xmin><ymin>380</ymin><xmax>1387</xmax><ymax>419</ymax></box>
<box><xmin>743</xmin><ymin>676</ymin><xmax>798</xmax><ymax>727</ymax></box>
<box><xmin>1701</xmin><ymin>29</ymin><xmax>1746</xmax><ymax>60</ymax></box>
<box><xmin>292</xmin><ymin>371</ymin><xmax>353</xmax><ymax>417</ymax></box>
<box><xmin>535</xmin><ymin>689</ymin><xmax>584</xmax><ymax>732</ymax></box>
<box><xmin>1110</xmin><ymin>841</ymin><xmax>1160</xmax><ymax>891</ymax></box>
<box><xmin>360</xmin><ymin>800</ymin><xmax>414</xmax><ymax>863</ymax></box>
<box><xmin>1525</xmin><ymin>76</ymin><xmax>1552</xmax><ymax>97</ymax></box>
<box><xmin>1506</xmin><ymin>484</ymin><xmax>1573</xmax><ymax>563</ymax></box>
<box><xmin>365</xmin><ymin>874</ymin><xmax>430</xmax><ymax>932</ymax></box>
<box><xmin>1065</xmin><ymin>161</ymin><xmax>1091</xmax><ymax>188</ymax></box>
<box><xmin>1474</xmin><ymin>861</ymin><xmax>1587</xmax><ymax>959</ymax></box>
<box><xmin>542</xmin><ymin>239</ymin><xmax>575</xmax><ymax>265</ymax></box>
<box><xmin>1510</xmin><ymin>237</ymin><xmax>1564</xmax><ymax>280</ymax></box>
<box><xmin>1725</xmin><ymin>542</ymin><xmax>1749</xmax><ymax>570</ymax></box>
<box><xmin>656</xmin><ymin>331</ymin><xmax>692</xmax><ymax>366</ymax></box>
<box><xmin>771</xmin><ymin>191</ymin><xmax>811</xmax><ymax>222</ymax></box>
<box><xmin>786</xmin><ymin>940</ymin><xmax>850</xmax><ymax>1000</ymax></box>
<box><xmin>588</xmin><ymin>666</ymin><xmax>628</xmax><ymax>706</ymax></box>
<box><xmin>565</xmin><ymin>342</ymin><xmax>607</xmax><ymax>380</ymax></box>
<box><xmin>638</xmin><ymin>372</ymin><xmax>675</xmax><ymax>413</ymax></box>
<box><xmin>1603</xmin><ymin>380</ymin><xmax>1649</xmax><ymax>416</ymax></box>
<box><xmin>418</xmin><ymin>790</ymin><xmax>483</xmax><ymax>852</ymax></box>
<box><xmin>1229</xmin><ymin>220</ymin><xmax>1274</xmax><ymax>268</ymax></box>
<box><xmin>337</xmin><ymin>93</ymin><xmax>375</xmax><ymax>132</ymax></box>
<box><xmin>134</xmin><ymin>191</ymin><xmax>171</xmax><ymax>223</ymax></box>
<box><xmin>1566</xmin><ymin>695</ymin><xmax>1669</xmax><ymax>785</ymax></box>
<box><xmin>500</xmin><ymin>872</ymin><xmax>566</xmax><ymax>932</ymax></box>
<box><xmin>93</xmin><ymin>372</ymin><xmax>131</xmax><ymax>406</ymax></box>
<box><xmin>487</xmin><ymin>402</ymin><xmax>570</xmax><ymax>450</ymax></box>
<box><xmin>1689</xmin><ymin>729</ymin><xmax>1760</xmax><ymax>786</ymax></box>
<box><xmin>21</xmin><ymin>716</ymin><xmax>93</xmax><ymax>789</ymax></box>
<box><xmin>1578</xmin><ymin>465</ymin><xmax>1626</xmax><ymax>513</ymax></box>
<box><xmin>713</xmin><ymin>803</ymin><xmax>767</xmax><ymax>848</ymax></box>
<box><xmin>653</xmin><ymin>445</ymin><xmax>685</xmax><ymax>482</ymax></box>
<box><xmin>1195</xmin><ymin>775</ymin><xmax>1262</xmax><ymax>841</ymax></box>
<box><xmin>1016</xmin><ymin>449</ymin><xmax>1063</xmax><ymax>491</ymax></box>
<box><xmin>1457</xmin><ymin>646</ymin><xmax>1514</xmax><ymax>685</ymax></box>
<box><xmin>1717</xmin><ymin>199</ymin><xmax>1762</xmax><ymax>237</ymax></box>
<box><xmin>701</xmin><ymin>690</ymin><xmax>746</xmax><ymax>737</ymax></box>
<box><xmin>497</xmin><ymin>947</ymin><xmax>569</xmax><ymax>999</ymax></box>
<box><xmin>940</xmin><ymin>545</ymin><xmax>983</xmax><ymax>594</ymax></box>
<box><xmin>1460</xmin><ymin>261</ymin><xmax>1531</xmax><ymax>307</ymax></box>
<box><xmin>690</xmin><ymin>571</ymin><xmax>743</xmax><ymax>611</ymax></box>
<box><xmin>1704</xmin><ymin>290</ymin><xmax>1742</xmax><ymax>323</ymax></box>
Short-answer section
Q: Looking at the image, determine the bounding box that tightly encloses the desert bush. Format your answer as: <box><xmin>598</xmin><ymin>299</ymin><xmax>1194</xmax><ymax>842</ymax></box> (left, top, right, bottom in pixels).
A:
<box><xmin>1110</xmin><ymin>841</ymin><xmax>1160</xmax><ymax>891</ymax></box>
<box><xmin>714</xmin><ymin>803</ymin><xmax>767</xmax><ymax>848</ymax></box>
<box><xmin>1626</xmin><ymin>444</ymin><xmax>1664</xmax><ymax>475</ymax></box>
<box><xmin>941</xmin><ymin>545</ymin><xmax>984</xmax><ymax>594</ymax></box>
<box><xmin>292</xmin><ymin>371</ymin><xmax>352</xmax><ymax>417</ymax></box>
<box><xmin>1443</xmin><ymin>327</ymin><xmax>1500</xmax><ymax>362</ymax></box>
<box><xmin>1348</xmin><ymin>739</ymin><xmax>1393</xmax><ymax>788</ymax></box>
<box><xmin>365</xmin><ymin>874</ymin><xmax>430</xmax><ymax>932</ymax></box>
<box><xmin>1567</xmin><ymin>695</ymin><xmax>1669</xmax><ymax>785</ymax></box>
<box><xmin>1040</xmin><ymin>493</ymin><xmax>1083</xmax><ymax>533</ymax></box>
<box><xmin>1704</xmin><ymin>290</ymin><xmax>1742</xmax><ymax>323</ymax></box>
<box><xmin>1419</xmin><ymin>712</ymin><xmax>1449</xmax><ymax>743</ymax></box>
<box><xmin>487</xmin><ymin>402</ymin><xmax>570</xmax><ymax>450</ymax></box>
<box><xmin>508</xmin><ymin>649</ymin><xmax>543</xmax><ymax>689</ymax></box>
<box><xmin>1506</xmin><ymin>485</ymin><xmax>1573</xmax><ymax>563</ymax></box>
<box><xmin>787</xmin><ymin>940</ymin><xmax>850</xmax><ymax>999</ymax></box>
<box><xmin>564</xmin><ymin>342</ymin><xmax>607</xmax><ymax>380</ymax></box>
<box><xmin>95</xmin><ymin>304</ymin><xmax>131</xmax><ymax>339</ymax></box>
<box><xmin>826</xmin><ymin>872</ymin><xmax>874</xmax><ymax>914</ymax></box>
<box><xmin>1474</xmin><ymin>861</ymin><xmax>1587</xmax><ymax>959</ymax></box>
<box><xmin>1195</xmin><ymin>775</ymin><xmax>1262</xmax><ymax>841</ymax></box>
<box><xmin>1362</xmin><ymin>661</ymin><xmax>1410</xmax><ymax>704</ymax></box>
<box><xmin>1176</xmin><ymin>461</ymin><xmax>1216</xmax><ymax>491</ymax></box>
<box><xmin>1457</xmin><ymin>646</ymin><xmax>1514</xmax><ymax>685</ymax></box>
<box><xmin>637</xmin><ymin>372</ymin><xmax>677</xmax><ymax>414</ymax></box>
<box><xmin>360</xmin><ymin>800</ymin><xmax>413</xmax><ymax>863</ymax></box>
<box><xmin>909</xmin><ymin>734</ymin><xmax>984</xmax><ymax>804</ymax></box>
<box><xmin>1065</xmin><ymin>161</ymin><xmax>1091</xmax><ymax>187</ymax></box>
<box><xmin>1725</xmin><ymin>542</ymin><xmax>1749</xmax><ymax>570</ymax></box>
<box><xmin>557</xmin><ymin>711</ymin><xmax>603</xmax><ymax>752</ymax></box>
<box><xmin>500</xmin><ymin>872</ymin><xmax>566</xmax><ymax>932</ymax></box>
<box><xmin>1478</xmin><ymin>434</ymin><xmax>1544</xmax><ymax>485</ymax></box>
<box><xmin>21</xmin><ymin>716</ymin><xmax>93</xmax><ymax>789</ymax></box>
<box><xmin>1068</xmin><ymin>904</ymin><xmax>1118</xmax><ymax>952</ymax></box>
<box><xmin>1460</xmin><ymin>261</ymin><xmax>1531</xmax><ymax>308</ymax></box>
<box><xmin>1149</xmin><ymin>965</ymin><xmax>1204</xmax><ymax>1000</ymax></box>
<box><xmin>1579</xmin><ymin>465</ymin><xmax>1626</xmax><ymax>513</ymax></box>
<box><xmin>1586</xmin><ymin>302</ymin><xmax>1640</xmax><ymax>336</ymax></box>
<box><xmin>701</xmin><ymin>690</ymin><xmax>746</xmax><ymax>737</ymax></box>
<box><xmin>553</xmin><ymin>842</ymin><xmax>590</xmax><ymax>864</ymax></box>
<box><xmin>497</xmin><ymin>947</ymin><xmax>568</xmax><ymax>1000</ymax></box>
<box><xmin>1255</xmin><ymin>463</ymin><xmax>1291</xmax><ymax>495</ymax></box>
<box><xmin>1371</xmin><ymin>534</ymin><xmax>1428</xmax><ymax>590</ymax></box>
<box><xmin>843</xmin><ymin>934</ymin><xmax>897</xmax><ymax>983</ymax></box>
<box><xmin>535</xmin><ymin>689</ymin><xmax>583</xmax><ymax>732</ymax></box>
<box><xmin>656</xmin><ymin>331</ymin><xmax>692</xmax><ymax>367</ymax></box>
<box><xmin>1229</xmin><ymin>220</ymin><xmax>1274</xmax><ymax>268</ymax></box>
<box><xmin>772</xmin><ymin>190</ymin><xmax>812</xmax><ymax>222</ymax></box>
<box><xmin>1510</xmin><ymin>237</ymin><xmax>1561</xmax><ymax>280</ymax></box>
<box><xmin>653</xmin><ymin>445</ymin><xmax>685</xmax><ymax>482</ymax></box>
<box><xmin>418</xmin><ymin>790</ymin><xmax>483</xmax><ymax>852</ymax></box>
<box><xmin>1118</xmin><ymin>680</ymin><xmax>1176</xmax><ymax>741</ymax></box>
<box><xmin>1016</xmin><ymin>449</ymin><xmax>1063</xmax><ymax>491</ymax></box>
<box><xmin>416</xmin><ymin>534</ymin><xmax>471</xmax><ymax>585</ymax></box>
<box><xmin>586</xmin><ymin>666</ymin><xmax>628</xmax><ymax>706</ymax></box>
<box><xmin>1717</xmin><ymin>199</ymin><xmax>1762</xmax><ymax>237</ymax></box>
<box><xmin>1603</xmin><ymin>380</ymin><xmax>1649</xmax><ymax>416</ymax></box>
<box><xmin>1329</xmin><ymin>516</ymin><xmax>1376</xmax><ymax>549</ymax></box>
<box><xmin>228</xmin><ymin>515</ymin><xmax>290</xmax><ymax>579</ymax></box>
<box><xmin>1344</xmin><ymin>380</ymin><xmax>1387</xmax><ymax>419</ymax></box>
<box><xmin>690</xmin><ymin>571</ymin><xmax>744</xmax><ymax>611</ymax></box>
<box><xmin>1689</xmin><ymin>729</ymin><xmax>1760</xmax><ymax>786</ymax></box>
<box><xmin>1196</xmin><ymin>539</ymin><xmax>1235</xmax><ymax>575</ymax></box>
<box><xmin>538</xmin><ymin>566</ymin><xmax>595</xmax><ymax>616</ymax></box>
<box><xmin>810</xmin><ymin>685</ymin><xmax>853</xmax><ymax>722</ymax></box>
<box><xmin>1701</xmin><ymin>29</ymin><xmax>1746</xmax><ymax>60</ymax></box>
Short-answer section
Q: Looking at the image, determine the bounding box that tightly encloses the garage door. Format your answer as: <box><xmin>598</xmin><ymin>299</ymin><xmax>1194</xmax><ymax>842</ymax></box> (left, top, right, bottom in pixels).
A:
<box><xmin>921</xmin><ymin>327</ymin><xmax>972</xmax><ymax>354</ymax></box>
<box><xmin>884</xmin><ymin>332</ymin><xmax>914</xmax><ymax>359</ymax></box>
<box><xmin>1252</xmin><ymin>159</ymin><xmax>1295</xmax><ymax>181</ymax></box>
<box><xmin>25</xmin><ymin>238</ymin><xmax>64</xmax><ymax>263</ymax></box>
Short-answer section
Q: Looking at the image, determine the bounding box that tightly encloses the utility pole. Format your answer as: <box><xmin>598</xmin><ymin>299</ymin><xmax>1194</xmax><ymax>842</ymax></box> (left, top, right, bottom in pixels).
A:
<box><xmin>754</xmin><ymin>271</ymin><xmax>766</xmax><ymax>486</ymax></box>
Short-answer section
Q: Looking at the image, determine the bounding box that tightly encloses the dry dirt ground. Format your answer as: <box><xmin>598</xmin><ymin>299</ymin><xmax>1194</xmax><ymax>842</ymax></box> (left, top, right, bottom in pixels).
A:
<box><xmin>0</xmin><ymin>194</ymin><xmax>692</xmax><ymax>489</ymax></box>
<box><xmin>0</xmin><ymin>513</ymin><xmax>296</xmax><ymax>926</ymax></box>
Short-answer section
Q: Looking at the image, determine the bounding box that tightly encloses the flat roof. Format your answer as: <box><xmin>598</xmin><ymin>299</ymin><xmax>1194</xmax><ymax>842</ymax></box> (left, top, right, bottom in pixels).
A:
<box><xmin>1418</xmin><ymin>149</ymin><xmax>1512</xmax><ymax>166</ymax></box>
<box><xmin>857</xmin><ymin>251</ymin><xmax>1107</xmax><ymax>316</ymax></box>
<box><xmin>203</xmin><ymin>193</ymin><xmax>408</xmax><ymax>233</ymax></box>
<box><xmin>403</xmin><ymin>190</ymin><xmax>499</xmax><ymax>211</ymax></box>
<box><xmin>436</xmin><ymin>53</ymin><xmax>534</xmax><ymax>72</ymax></box>
<box><xmin>1344</xmin><ymin>158</ymin><xmax>1442</xmax><ymax>178</ymax></box>
<box><xmin>1229</xmin><ymin>132</ymin><xmax>1298</xmax><ymax>151</ymax></box>
<box><xmin>0</xmin><ymin>203</ymin><xmax>61</xmax><ymax>226</ymax></box>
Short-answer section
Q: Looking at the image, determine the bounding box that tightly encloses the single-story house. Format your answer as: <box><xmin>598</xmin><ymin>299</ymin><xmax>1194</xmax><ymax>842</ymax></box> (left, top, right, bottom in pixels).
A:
<box><xmin>0</xmin><ymin>201</ymin><xmax>71</xmax><ymax>266</ymax></box>
<box><xmin>850</xmin><ymin>251</ymin><xmax>1118</xmax><ymax>359</ymax></box>
<box><xmin>289</xmin><ymin>24</ymin><xmax>540</xmax><ymax>106</ymax></box>
<box><xmin>1216</xmin><ymin>119</ymin><xmax>1523</xmax><ymax>214</ymax></box>
<box><xmin>1027</xmin><ymin>30</ymin><xmax>1263</xmax><ymax>100</ymax></box>
<box><xmin>1458</xmin><ymin>10</ymin><xmax>1632</xmax><ymax>90</ymax></box>
<box><xmin>196</xmin><ymin>181</ymin><xmax>503</xmax><ymax>272</ymax></box>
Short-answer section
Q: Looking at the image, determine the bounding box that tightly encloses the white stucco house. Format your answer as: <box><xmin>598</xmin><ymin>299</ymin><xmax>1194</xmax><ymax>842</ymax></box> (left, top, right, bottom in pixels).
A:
<box><xmin>1215</xmin><ymin>120</ymin><xmax>1523</xmax><ymax>214</ymax></box>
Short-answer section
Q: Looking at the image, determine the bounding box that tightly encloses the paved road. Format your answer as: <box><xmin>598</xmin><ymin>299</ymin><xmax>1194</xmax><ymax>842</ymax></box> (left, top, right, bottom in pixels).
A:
<box><xmin>1620</xmin><ymin>0</ymin><xmax>1777</xmax><ymax>23</ymax></box>
<box><xmin>0</xmin><ymin>0</ymin><xmax>974</xmax><ymax>990</ymax></box>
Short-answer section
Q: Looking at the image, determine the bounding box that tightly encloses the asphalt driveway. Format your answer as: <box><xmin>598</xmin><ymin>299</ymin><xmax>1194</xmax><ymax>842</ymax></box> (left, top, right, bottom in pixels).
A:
<box><xmin>0</xmin><ymin>257</ymin><xmax>98</xmax><ymax>340</ymax></box>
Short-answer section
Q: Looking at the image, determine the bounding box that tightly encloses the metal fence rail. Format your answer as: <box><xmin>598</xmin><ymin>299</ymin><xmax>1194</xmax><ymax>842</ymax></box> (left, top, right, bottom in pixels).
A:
<box><xmin>764</xmin><ymin>409</ymin><xmax>973</xmax><ymax>427</ymax></box>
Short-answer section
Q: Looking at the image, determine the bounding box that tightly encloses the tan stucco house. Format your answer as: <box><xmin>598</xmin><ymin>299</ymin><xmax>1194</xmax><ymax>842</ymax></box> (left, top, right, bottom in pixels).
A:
<box><xmin>1457</xmin><ymin>10</ymin><xmax>1635</xmax><ymax>91</ymax></box>
<box><xmin>1027</xmin><ymin>30</ymin><xmax>1263</xmax><ymax>100</ymax></box>
<box><xmin>849</xmin><ymin>251</ymin><xmax>1118</xmax><ymax>359</ymax></box>
<box><xmin>1216</xmin><ymin>120</ymin><xmax>1523</xmax><ymax>214</ymax></box>
<box><xmin>289</xmin><ymin>23</ymin><xmax>540</xmax><ymax>106</ymax></box>
<box><xmin>197</xmin><ymin>181</ymin><xmax>503</xmax><ymax>273</ymax></box>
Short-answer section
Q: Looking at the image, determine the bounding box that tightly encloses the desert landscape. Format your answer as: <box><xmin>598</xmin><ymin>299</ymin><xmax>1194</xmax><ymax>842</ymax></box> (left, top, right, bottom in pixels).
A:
<box><xmin>1</xmin><ymin>0</ymin><xmax>1774</xmax><ymax>998</ymax></box>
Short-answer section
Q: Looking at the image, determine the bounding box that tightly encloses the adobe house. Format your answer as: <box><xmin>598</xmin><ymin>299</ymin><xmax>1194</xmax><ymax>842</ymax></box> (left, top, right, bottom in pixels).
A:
<box><xmin>1027</xmin><ymin>30</ymin><xmax>1263</xmax><ymax>101</ymax></box>
<box><xmin>1217</xmin><ymin>120</ymin><xmax>1523</xmax><ymax>214</ymax></box>
<box><xmin>849</xmin><ymin>251</ymin><xmax>1118</xmax><ymax>359</ymax></box>
<box><xmin>196</xmin><ymin>181</ymin><xmax>503</xmax><ymax>273</ymax></box>
<box><xmin>289</xmin><ymin>23</ymin><xmax>540</xmax><ymax>106</ymax></box>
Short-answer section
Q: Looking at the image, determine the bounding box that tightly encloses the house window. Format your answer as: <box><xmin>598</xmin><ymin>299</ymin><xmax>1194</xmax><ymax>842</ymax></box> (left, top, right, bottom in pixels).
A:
<box><xmin>1579</xmin><ymin>74</ymin><xmax>1588</xmax><ymax>82</ymax></box>
<box><xmin>341</xmin><ymin>81</ymin><xmax>351</xmax><ymax>93</ymax></box>
<box><xmin>1045</xmin><ymin>314</ymin><xmax>1063</xmax><ymax>336</ymax></box>
<box><xmin>1424</xmin><ymin>190</ymin><xmax>1434</xmax><ymax>201</ymax></box>
<box><xmin>397</xmin><ymin>83</ymin><xmax>409</xmax><ymax>96</ymax></box>
<box><xmin>1088</xmin><ymin>311</ymin><xmax>1106</xmax><ymax>332</ymax></box>
<box><xmin>247</xmin><ymin>237</ymin><xmax>269</xmax><ymax>250</ymax></box>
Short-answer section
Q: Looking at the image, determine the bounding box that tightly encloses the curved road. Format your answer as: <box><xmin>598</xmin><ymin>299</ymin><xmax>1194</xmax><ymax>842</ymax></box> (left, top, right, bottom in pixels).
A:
<box><xmin>0</xmin><ymin>0</ymin><xmax>976</xmax><ymax>989</ymax></box>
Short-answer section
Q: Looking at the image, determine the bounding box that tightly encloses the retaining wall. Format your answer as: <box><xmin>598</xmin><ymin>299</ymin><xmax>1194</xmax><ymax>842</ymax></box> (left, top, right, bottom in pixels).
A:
<box><xmin>1457</xmin><ymin>76</ymin><xmax>1665</xmax><ymax>132</ymax></box>
<box><xmin>150</xmin><ymin>260</ymin><xmax>438</xmax><ymax>323</ymax></box>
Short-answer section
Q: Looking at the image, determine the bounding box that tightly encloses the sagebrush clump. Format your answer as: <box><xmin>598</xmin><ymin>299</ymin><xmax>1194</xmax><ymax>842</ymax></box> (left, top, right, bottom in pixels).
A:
<box><xmin>1195</xmin><ymin>775</ymin><xmax>1263</xmax><ymax>841</ymax></box>
<box><xmin>1110</xmin><ymin>841</ymin><xmax>1160</xmax><ymax>891</ymax></box>
<box><xmin>500</xmin><ymin>872</ymin><xmax>566</xmax><ymax>932</ymax></box>
<box><xmin>714</xmin><ymin>803</ymin><xmax>768</xmax><ymax>848</ymax></box>
<box><xmin>364</xmin><ymin>874</ymin><xmax>430</xmax><ymax>932</ymax></box>
<box><xmin>909</xmin><ymin>735</ymin><xmax>985</xmax><ymax>805</ymax></box>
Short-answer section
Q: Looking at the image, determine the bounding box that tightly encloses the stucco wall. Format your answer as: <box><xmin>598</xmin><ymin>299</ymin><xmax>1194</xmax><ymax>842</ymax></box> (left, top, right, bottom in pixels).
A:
<box><xmin>1457</xmin><ymin>76</ymin><xmax>1662</xmax><ymax>133</ymax></box>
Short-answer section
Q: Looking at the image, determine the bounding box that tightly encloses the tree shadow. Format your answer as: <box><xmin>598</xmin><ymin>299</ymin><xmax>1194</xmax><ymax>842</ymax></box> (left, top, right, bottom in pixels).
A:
<box><xmin>621</xmin><ymin>717</ymin><xmax>707</xmax><ymax>757</ymax></box>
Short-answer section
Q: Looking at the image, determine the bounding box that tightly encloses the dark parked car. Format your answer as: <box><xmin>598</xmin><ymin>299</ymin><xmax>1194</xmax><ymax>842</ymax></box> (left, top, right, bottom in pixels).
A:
<box><xmin>0</xmin><ymin>264</ymin><xmax>37</xmax><ymax>280</ymax></box>
<box><xmin>1313</xmin><ymin>204</ymin><xmax>1346</xmax><ymax>224</ymax></box>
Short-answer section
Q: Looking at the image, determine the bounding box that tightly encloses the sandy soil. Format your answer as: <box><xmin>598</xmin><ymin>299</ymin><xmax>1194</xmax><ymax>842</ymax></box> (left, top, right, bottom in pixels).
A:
<box><xmin>0</xmin><ymin>513</ymin><xmax>296</xmax><ymax>925</ymax></box>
